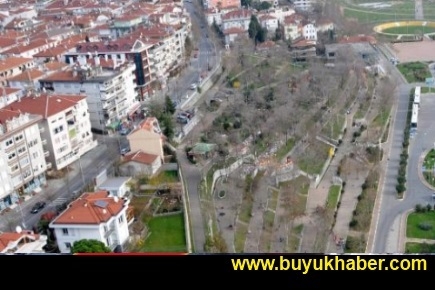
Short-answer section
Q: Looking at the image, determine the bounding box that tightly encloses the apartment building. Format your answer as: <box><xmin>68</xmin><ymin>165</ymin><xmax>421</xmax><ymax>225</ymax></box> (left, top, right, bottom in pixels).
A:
<box><xmin>50</xmin><ymin>191</ymin><xmax>133</xmax><ymax>253</ymax></box>
<box><xmin>292</xmin><ymin>0</ymin><xmax>316</xmax><ymax>11</ymax></box>
<box><xmin>0</xmin><ymin>109</ymin><xmax>47</xmax><ymax>210</ymax></box>
<box><xmin>0</xmin><ymin>57</ymin><xmax>35</xmax><ymax>86</ymax></box>
<box><xmin>39</xmin><ymin>56</ymin><xmax>140</xmax><ymax>133</ymax></box>
<box><xmin>3</xmin><ymin>93</ymin><xmax>96</xmax><ymax>171</ymax></box>
<box><xmin>0</xmin><ymin>87</ymin><xmax>23</xmax><ymax>109</ymax></box>
<box><xmin>64</xmin><ymin>39</ymin><xmax>154</xmax><ymax>100</ymax></box>
<box><xmin>221</xmin><ymin>9</ymin><xmax>253</xmax><ymax>32</ymax></box>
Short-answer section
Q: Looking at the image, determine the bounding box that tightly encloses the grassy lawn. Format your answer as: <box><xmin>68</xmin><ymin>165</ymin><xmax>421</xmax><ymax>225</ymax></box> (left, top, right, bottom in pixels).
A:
<box><xmin>372</xmin><ymin>108</ymin><xmax>391</xmax><ymax>128</ymax></box>
<box><xmin>259</xmin><ymin>210</ymin><xmax>275</xmax><ymax>252</ymax></box>
<box><xmin>423</xmin><ymin>172</ymin><xmax>435</xmax><ymax>187</ymax></box>
<box><xmin>322</xmin><ymin>115</ymin><xmax>345</xmax><ymax>140</ymax></box>
<box><xmin>405</xmin><ymin>242</ymin><xmax>435</xmax><ymax>253</ymax></box>
<box><xmin>142</xmin><ymin>213</ymin><xmax>186</xmax><ymax>252</ymax></box>
<box><xmin>381</xmin><ymin>120</ymin><xmax>390</xmax><ymax>143</ymax></box>
<box><xmin>275</xmin><ymin>138</ymin><xmax>295</xmax><ymax>161</ymax></box>
<box><xmin>130</xmin><ymin>196</ymin><xmax>152</xmax><ymax>217</ymax></box>
<box><xmin>326</xmin><ymin>185</ymin><xmax>341</xmax><ymax>211</ymax></box>
<box><xmin>397</xmin><ymin>62</ymin><xmax>432</xmax><ymax>83</ymax></box>
<box><xmin>344</xmin><ymin>235</ymin><xmax>366</xmax><ymax>253</ymax></box>
<box><xmin>296</xmin><ymin>141</ymin><xmax>331</xmax><ymax>175</ymax></box>
<box><xmin>234</xmin><ymin>222</ymin><xmax>248</xmax><ymax>252</ymax></box>
<box><xmin>287</xmin><ymin>224</ymin><xmax>303</xmax><ymax>253</ymax></box>
<box><xmin>407</xmin><ymin>211</ymin><xmax>435</xmax><ymax>240</ymax></box>
<box><xmin>268</xmin><ymin>189</ymin><xmax>279</xmax><ymax>211</ymax></box>
<box><xmin>150</xmin><ymin>170</ymin><xmax>180</xmax><ymax>184</ymax></box>
<box><xmin>421</xmin><ymin>87</ymin><xmax>434</xmax><ymax>94</ymax></box>
<box><xmin>423</xmin><ymin>149</ymin><xmax>435</xmax><ymax>169</ymax></box>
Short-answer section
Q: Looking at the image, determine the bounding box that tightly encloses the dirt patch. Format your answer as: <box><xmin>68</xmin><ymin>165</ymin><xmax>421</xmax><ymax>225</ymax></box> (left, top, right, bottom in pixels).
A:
<box><xmin>392</xmin><ymin>39</ymin><xmax>435</xmax><ymax>62</ymax></box>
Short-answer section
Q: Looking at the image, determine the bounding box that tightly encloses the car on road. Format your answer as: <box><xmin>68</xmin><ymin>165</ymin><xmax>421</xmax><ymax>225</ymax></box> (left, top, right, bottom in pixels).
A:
<box><xmin>177</xmin><ymin>115</ymin><xmax>189</xmax><ymax>124</ymax></box>
<box><xmin>31</xmin><ymin>202</ymin><xmax>46</xmax><ymax>214</ymax></box>
<box><xmin>119</xmin><ymin>128</ymin><xmax>131</xmax><ymax>135</ymax></box>
<box><xmin>120</xmin><ymin>147</ymin><xmax>130</xmax><ymax>155</ymax></box>
<box><xmin>190</xmin><ymin>83</ymin><xmax>197</xmax><ymax>90</ymax></box>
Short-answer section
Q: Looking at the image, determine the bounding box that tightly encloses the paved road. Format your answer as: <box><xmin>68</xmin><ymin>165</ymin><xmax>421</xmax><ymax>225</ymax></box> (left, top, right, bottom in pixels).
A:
<box><xmin>0</xmin><ymin>136</ymin><xmax>120</xmax><ymax>232</ymax></box>
<box><xmin>163</xmin><ymin>1</ymin><xmax>218</xmax><ymax>107</ymax></box>
<box><xmin>373</xmin><ymin>82</ymin><xmax>435</xmax><ymax>253</ymax></box>
<box><xmin>415</xmin><ymin>0</ymin><xmax>424</xmax><ymax>20</ymax></box>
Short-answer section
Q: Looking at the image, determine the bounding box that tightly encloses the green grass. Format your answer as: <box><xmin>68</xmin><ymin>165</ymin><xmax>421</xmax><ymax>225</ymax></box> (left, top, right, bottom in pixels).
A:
<box><xmin>287</xmin><ymin>224</ymin><xmax>303</xmax><ymax>253</ymax></box>
<box><xmin>423</xmin><ymin>149</ymin><xmax>435</xmax><ymax>170</ymax></box>
<box><xmin>421</xmin><ymin>87</ymin><xmax>434</xmax><ymax>93</ymax></box>
<box><xmin>407</xmin><ymin>211</ymin><xmax>435</xmax><ymax>240</ymax></box>
<box><xmin>275</xmin><ymin>138</ymin><xmax>295</xmax><ymax>161</ymax></box>
<box><xmin>234</xmin><ymin>222</ymin><xmax>248</xmax><ymax>252</ymax></box>
<box><xmin>296</xmin><ymin>141</ymin><xmax>331</xmax><ymax>175</ymax></box>
<box><xmin>326</xmin><ymin>185</ymin><xmax>341</xmax><ymax>211</ymax></box>
<box><xmin>382</xmin><ymin>26</ymin><xmax>435</xmax><ymax>34</ymax></box>
<box><xmin>268</xmin><ymin>189</ymin><xmax>279</xmax><ymax>211</ymax></box>
<box><xmin>142</xmin><ymin>213</ymin><xmax>186</xmax><ymax>252</ymax></box>
<box><xmin>397</xmin><ymin>62</ymin><xmax>432</xmax><ymax>83</ymax></box>
<box><xmin>381</xmin><ymin>121</ymin><xmax>390</xmax><ymax>143</ymax></box>
<box><xmin>239</xmin><ymin>197</ymin><xmax>253</xmax><ymax>224</ymax></box>
<box><xmin>322</xmin><ymin>115</ymin><xmax>346</xmax><ymax>140</ymax></box>
<box><xmin>342</xmin><ymin>1</ymin><xmax>435</xmax><ymax>23</ymax></box>
<box><xmin>372</xmin><ymin>109</ymin><xmax>391</xmax><ymax>127</ymax></box>
<box><xmin>405</xmin><ymin>242</ymin><xmax>435</xmax><ymax>253</ymax></box>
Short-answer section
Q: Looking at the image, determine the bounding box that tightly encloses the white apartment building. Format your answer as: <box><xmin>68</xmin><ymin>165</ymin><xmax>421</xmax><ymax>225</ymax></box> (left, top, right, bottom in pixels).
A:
<box><xmin>39</xmin><ymin>57</ymin><xmax>140</xmax><ymax>133</ymax></box>
<box><xmin>50</xmin><ymin>191</ymin><xmax>133</xmax><ymax>253</ymax></box>
<box><xmin>0</xmin><ymin>87</ymin><xmax>23</xmax><ymax>109</ymax></box>
<box><xmin>0</xmin><ymin>57</ymin><xmax>35</xmax><ymax>86</ymax></box>
<box><xmin>259</xmin><ymin>14</ymin><xmax>279</xmax><ymax>32</ymax></box>
<box><xmin>221</xmin><ymin>9</ymin><xmax>253</xmax><ymax>32</ymax></box>
<box><xmin>0</xmin><ymin>109</ymin><xmax>47</xmax><ymax>210</ymax></box>
<box><xmin>302</xmin><ymin>22</ymin><xmax>317</xmax><ymax>40</ymax></box>
<box><xmin>4</xmin><ymin>93</ymin><xmax>97</xmax><ymax>171</ymax></box>
<box><xmin>292</xmin><ymin>0</ymin><xmax>316</xmax><ymax>11</ymax></box>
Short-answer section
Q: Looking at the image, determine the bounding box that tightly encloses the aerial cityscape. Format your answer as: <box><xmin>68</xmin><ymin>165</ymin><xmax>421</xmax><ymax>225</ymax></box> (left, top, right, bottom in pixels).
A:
<box><xmin>0</xmin><ymin>0</ymin><xmax>434</xmax><ymax>254</ymax></box>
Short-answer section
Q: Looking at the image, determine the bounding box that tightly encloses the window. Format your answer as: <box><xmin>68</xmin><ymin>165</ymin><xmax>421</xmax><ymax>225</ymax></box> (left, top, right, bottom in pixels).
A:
<box><xmin>118</xmin><ymin>215</ymin><xmax>124</xmax><ymax>224</ymax></box>
<box><xmin>10</xmin><ymin>164</ymin><xmax>18</xmax><ymax>172</ymax></box>
<box><xmin>17</xmin><ymin>146</ymin><xmax>26</xmax><ymax>154</ymax></box>
<box><xmin>8</xmin><ymin>152</ymin><xmax>16</xmax><ymax>160</ymax></box>
<box><xmin>14</xmin><ymin>134</ymin><xmax>23</xmax><ymax>142</ymax></box>
<box><xmin>5</xmin><ymin>139</ymin><xmax>13</xmax><ymax>146</ymax></box>
<box><xmin>65</xmin><ymin>242</ymin><xmax>71</xmax><ymax>249</ymax></box>
<box><xmin>32</xmin><ymin>152</ymin><xmax>38</xmax><ymax>158</ymax></box>
<box><xmin>62</xmin><ymin>228</ymin><xmax>69</xmax><ymax>235</ymax></box>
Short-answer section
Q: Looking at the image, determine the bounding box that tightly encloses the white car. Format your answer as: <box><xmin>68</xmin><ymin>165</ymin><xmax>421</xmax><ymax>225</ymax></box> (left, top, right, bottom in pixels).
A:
<box><xmin>190</xmin><ymin>83</ymin><xmax>197</xmax><ymax>90</ymax></box>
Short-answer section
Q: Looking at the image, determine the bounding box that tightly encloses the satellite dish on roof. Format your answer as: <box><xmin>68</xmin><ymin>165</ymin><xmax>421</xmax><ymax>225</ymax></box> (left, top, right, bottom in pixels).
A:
<box><xmin>15</xmin><ymin>226</ymin><xmax>22</xmax><ymax>233</ymax></box>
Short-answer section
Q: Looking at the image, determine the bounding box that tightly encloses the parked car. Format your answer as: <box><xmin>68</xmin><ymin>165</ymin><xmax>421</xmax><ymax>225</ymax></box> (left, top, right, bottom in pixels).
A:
<box><xmin>178</xmin><ymin>112</ymin><xmax>192</xmax><ymax>119</ymax></box>
<box><xmin>177</xmin><ymin>115</ymin><xmax>189</xmax><ymax>124</ymax></box>
<box><xmin>119</xmin><ymin>128</ymin><xmax>130</xmax><ymax>135</ymax></box>
<box><xmin>190</xmin><ymin>83</ymin><xmax>197</xmax><ymax>90</ymax></box>
<box><xmin>120</xmin><ymin>147</ymin><xmax>130</xmax><ymax>155</ymax></box>
<box><xmin>31</xmin><ymin>202</ymin><xmax>46</xmax><ymax>214</ymax></box>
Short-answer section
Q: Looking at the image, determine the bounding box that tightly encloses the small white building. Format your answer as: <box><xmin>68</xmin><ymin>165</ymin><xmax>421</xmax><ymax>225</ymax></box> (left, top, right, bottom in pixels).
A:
<box><xmin>302</xmin><ymin>22</ymin><xmax>317</xmax><ymax>41</ymax></box>
<box><xmin>50</xmin><ymin>191</ymin><xmax>133</xmax><ymax>253</ymax></box>
<box><xmin>120</xmin><ymin>150</ymin><xmax>162</xmax><ymax>177</ymax></box>
<box><xmin>97</xmin><ymin>177</ymin><xmax>132</xmax><ymax>198</ymax></box>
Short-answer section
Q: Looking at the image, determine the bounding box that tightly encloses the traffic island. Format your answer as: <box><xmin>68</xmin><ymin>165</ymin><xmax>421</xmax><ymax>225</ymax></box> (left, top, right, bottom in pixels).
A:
<box><xmin>419</xmin><ymin>149</ymin><xmax>435</xmax><ymax>190</ymax></box>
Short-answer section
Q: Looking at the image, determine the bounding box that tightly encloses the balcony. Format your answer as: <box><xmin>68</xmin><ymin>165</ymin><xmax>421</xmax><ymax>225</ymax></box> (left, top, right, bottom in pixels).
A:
<box><xmin>46</xmin><ymin>162</ymin><xmax>52</xmax><ymax>169</ymax></box>
<box><xmin>41</xmin><ymin>139</ymin><xmax>47</xmax><ymax>145</ymax></box>
<box><xmin>43</xmin><ymin>150</ymin><xmax>49</xmax><ymax>157</ymax></box>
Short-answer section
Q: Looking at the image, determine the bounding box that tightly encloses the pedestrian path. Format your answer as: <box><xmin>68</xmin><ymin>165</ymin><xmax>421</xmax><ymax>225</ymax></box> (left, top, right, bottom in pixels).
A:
<box><xmin>52</xmin><ymin>198</ymin><xmax>68</xmax><ymax>206</ymax></box>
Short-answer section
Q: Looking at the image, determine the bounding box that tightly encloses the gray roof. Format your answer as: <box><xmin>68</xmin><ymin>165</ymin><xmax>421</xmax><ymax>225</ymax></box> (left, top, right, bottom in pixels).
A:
<box><xmin>98</xmin><ymin>177</ymin><xmax>131</xmax><ymax>189</ymax></box>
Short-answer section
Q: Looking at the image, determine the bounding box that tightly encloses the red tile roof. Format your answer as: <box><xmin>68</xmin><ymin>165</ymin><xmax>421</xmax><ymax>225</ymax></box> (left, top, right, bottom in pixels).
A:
<box><xmin>7</xmin><ymin>69</ymin><xmax>46</xmax><ymax>82</ymax></box>
<box><xmin>0</xmin><ymin>231</ymin><xmax>40</xmax><ymax>252</ymax></box>
<box><xmin>123</xmin><ymin>150</ymin><xmax>159</xmax><ymax>165</ymax></box>
<box><xmin>51</xmin><ymin>191</ymin><xmax>127</xmax><ymax>225</ymax></box>
<box><xmin>222</xmin><ymin>9</ymin><xmax>252</xmax><ymax>20</ymax></box>
<box><xmin>0</xmin><ymin>57</ymin><xmax>33</xmax><ymax>72</ymax></box>
<box><xmin>3</xmin><ymin>93</ymin><xmax>86</xmax><ymax>118</ymax></box>
<box><xmin>223</xmin><ymin>27</ymin><xmax>246</xmax><ymax>35</ymax></box>
<box><xmin>0</xmin><ymin>87</ymin><xmax>21</xmax><ymax>95</ymax></box>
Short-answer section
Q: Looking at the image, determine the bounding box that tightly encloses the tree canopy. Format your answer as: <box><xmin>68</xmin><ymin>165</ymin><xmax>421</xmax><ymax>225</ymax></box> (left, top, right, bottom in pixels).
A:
<box><xmin>248</xmin><ymin>15</ymin><xmax>267</xmax><ymax>44</ymax></box>
<box><xmin>71</xmin><ymin>239</ymin><xmax>111</xmax><ymax>253</ymax></box>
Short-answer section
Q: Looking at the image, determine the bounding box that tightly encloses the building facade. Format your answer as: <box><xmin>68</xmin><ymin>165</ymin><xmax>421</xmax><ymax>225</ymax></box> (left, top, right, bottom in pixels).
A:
<box><xmin>49</xmin><ymin>191</ymin><xmax>132</xmax><ymax>253</ymax></box>
<box><xmin>0</xmin><ymin>109</ymin><xmax>47</xmax><ymax>210</ymax></box>
<box><xmin>39</xmin><ymin>58</ymin><xmax>140</xmax><ymax>133</ymax></box>
<box><xmin>3</xmin><ymin>93</ymin><xmax>97</xmax><ymax>171</ymax></box>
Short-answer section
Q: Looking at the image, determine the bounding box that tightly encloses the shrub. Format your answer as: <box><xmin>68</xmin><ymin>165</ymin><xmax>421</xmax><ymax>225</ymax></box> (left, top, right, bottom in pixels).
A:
<box><xmin>426</xmin><ymin>204</ymin><xmax>432</xmax><ymax>212</ymax></box>
<box><xmin>349</xmin><ymin>219</ymin><xmax>358</xmax><ymax>228</ymax></box>
<box><xmin>418</xmin><ymin>222</ymin><xmax>433</xmax><ymax>231</ymax></box>
<box><xmin>415</xmin><ymin>204</ymin><xmax>423</xmax><ymax>213</ymax></box>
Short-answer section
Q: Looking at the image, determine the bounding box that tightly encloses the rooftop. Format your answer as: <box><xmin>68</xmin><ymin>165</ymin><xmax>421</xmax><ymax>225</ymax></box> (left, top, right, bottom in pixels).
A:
<box><xmin>98</xmin><ymin>177</ymin><xmax>132</xmax><ymax>189</ymax></box>
<box><xmin>51</xmin><ymin>191</ymin><xmax>128</xmax><ymax>225</ymax></box>
<box><xmin>2</xmin><ymin>93</ymin><xmax>86</xmax><ymax>118</ymax></box>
